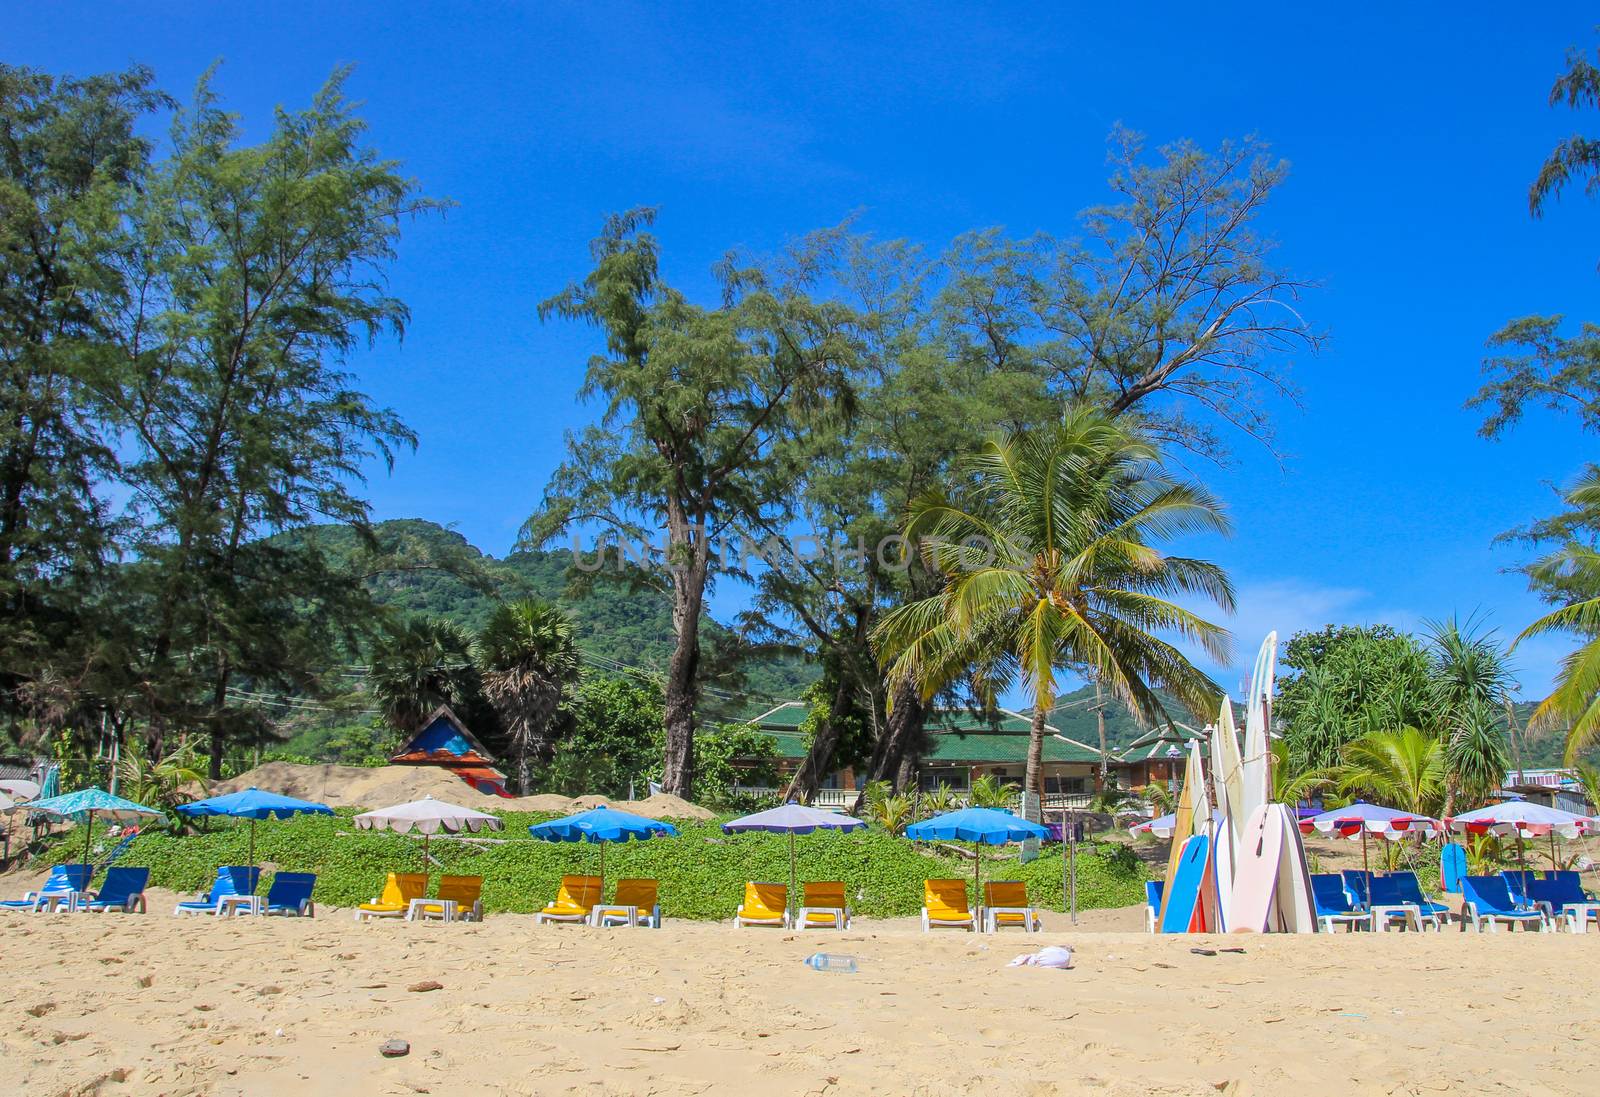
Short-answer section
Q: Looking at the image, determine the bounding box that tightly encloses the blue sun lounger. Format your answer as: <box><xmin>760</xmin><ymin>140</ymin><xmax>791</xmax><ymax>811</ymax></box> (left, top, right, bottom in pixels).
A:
<box><xmin>262</xmin><ymin>872</ymin><xmax>317</xmax><ymax>916</ymax></box>
<box><xmin>1311</xmin><ymin>873</ymin><xmax>1367</xmax><ymax>931</ymax></box>
<box><xmin>81</xmin><ymin>866</ymin><xmax>149</xmax><ymax>912</ymax></box>
<box><xmin>1</xmin><ymin>863</ymin><xmax>92</xmax><ymax>912</ymax></box>
<box><xmin>1461</xmin><ymin>875</ymin><xmax>1549</xmax><ymax>932</ymax></box>
<box><xmin>1520</xmin><ymin>872</ymin><xmax>1600</xmax><ymax>933</ymax></box>
<box><xmin>174</xmin><ymin>866</ymin><xmax>260</xmax><ymax>916</ymax></box>
<box><xmin>1144</xmin><ymin>880</ymin><xmax>1163</xmax><ymax>933</ymax></box>
<box><xmin>1372</xmin><ymin>872</ymin><xmax>1450</xmax><ymax>930</ymax></box>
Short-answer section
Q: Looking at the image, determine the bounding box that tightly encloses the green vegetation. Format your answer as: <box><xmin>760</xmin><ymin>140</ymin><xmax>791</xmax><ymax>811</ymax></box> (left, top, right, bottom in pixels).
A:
<box><xmin>38</xmin><ymin>812</ymin><xmax>1147</xmax><ymax>920</ymax></box>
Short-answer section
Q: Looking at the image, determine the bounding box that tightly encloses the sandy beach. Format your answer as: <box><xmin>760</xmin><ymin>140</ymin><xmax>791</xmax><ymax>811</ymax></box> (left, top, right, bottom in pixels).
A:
<box><xmin>4</xmin><ymin>888</ymin><xmax>1596</xmax><ymax>1097</ymax></box>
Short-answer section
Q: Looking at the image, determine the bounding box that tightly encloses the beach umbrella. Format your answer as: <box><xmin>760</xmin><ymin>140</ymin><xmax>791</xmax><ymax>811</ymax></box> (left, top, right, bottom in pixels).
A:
<box><xmin>529</xmin><ymin>804</ymin><xmax>677</xmax><ymax>891</ymax></box>
<box><xmin>905</xmin><ymin>807</ymin><xmax>1050</xmax><ymax>908</ymax></box>
<box><xmin>1447</xmin><ymin>801</ymin><xmax>1593</xmax><ymax>894</ymax></box>
<box><xmin>355</xmin><ymin>795</ymin><xmax>505</xmax><ymax>869</ymax></box>
<box><xmin>177</xmin><ymin>787</ymin><xmax>334</xmax><ymax>867</ymax></box>
<box><xmin>1299</xmin><ymin>801</ymin><xmax>1442</xmax><ymax>901</ymax></box>
<box><xmin>0</xmin><ymin>791</ymin><xmax>14</xmax><ymax>813</ymax></box>
<box><xmin>1129</xmin><ymin>813</ymin><xmax>1177</xmax><ymax>839</ymax></box>
<box><xmin>722</xmin><ymin>803</ymin><xmax>866</xmax><ymax>915</ymax></box>
<box><xmin>0</xmin><ymin>779</ymin><xmax>39</xmax><ymax>802</ymax></box>
<box><xmin>27</xmin><ymin>787</ymin><xmax>163</xmax><ymax>864</ymax></box>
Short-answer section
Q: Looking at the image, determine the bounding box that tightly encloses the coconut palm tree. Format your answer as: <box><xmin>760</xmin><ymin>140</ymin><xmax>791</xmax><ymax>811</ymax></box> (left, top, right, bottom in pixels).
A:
<box><xmin>1517</xmin><ymin>519</ymin><xmax>1600</xmax><ymax>762</ymax></box>
<box><xmin>368</xmin><ymin>617</ymin><xmax>480</xmax><ymax>734</ymax></box>
<box><xmin>1332</xmin><ymin>726</ymin><xmax>1447</xmax><ymax>818</ymax></box>
<box><xmin>872</xmin><ymin>407</ymin><xmax>1234</xmax><ymax>799</ymax></box>
<box><xmin>475</xmin><ymin>599</ymin><xmax>582</xmax><ymax>794</ymax></box>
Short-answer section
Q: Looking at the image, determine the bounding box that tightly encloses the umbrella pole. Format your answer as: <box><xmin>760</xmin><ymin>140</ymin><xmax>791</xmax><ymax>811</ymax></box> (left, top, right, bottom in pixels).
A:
<box><xmin>789</xmin><ymin>832</ymin><xmax>797</xmax><ymax>920</ymax></box>
<box><xmin>423</xmin><ymin>831</ymin><xmax>430</xmax><ymax>873</ymax></box>
<box><xmin>600</xmin><ymin>840</ymin><xmax>606</xmax><ymax>895</ymax></box>
<box><xmin>83</xmin><ymin>814</ymin><xmax>93</xmax><ymax>866</ymax></box>
<box><xmin>1550</xmin><ymin>831</ymin><xmax>1558</xmax><ymax>873</ymax></box>
<box><xmin>249</xmin><ymin>818</ymin><xmax>257</xmax><ymax>869</ymax></box>
<box><xmin>1361</xmin><ymin>830</ymin><xmax>1370</xmax><ymax>907</ymax></box>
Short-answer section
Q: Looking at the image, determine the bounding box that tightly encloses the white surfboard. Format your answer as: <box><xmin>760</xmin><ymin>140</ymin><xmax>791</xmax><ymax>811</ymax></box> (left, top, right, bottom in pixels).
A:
<box><xmin>1269</xmin><ymin>804</ymin><xmax>1318</xmax><ymax>934</ymax></box>
<box><xmin>1226</xmin><ymin>803</ymin><xmax>1281</xmax><ymax>933</ymax></box>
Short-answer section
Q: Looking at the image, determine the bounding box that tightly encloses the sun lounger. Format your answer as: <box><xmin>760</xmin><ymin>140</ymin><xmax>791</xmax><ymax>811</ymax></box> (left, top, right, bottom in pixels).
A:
<box><xmin>81</xmin><ymin>867</ymin><xmax>149</xmax><ymax>913</ymax></box>
<box><xmin>410</xmin><ymin>874</ymin><xmax>483</xmax><ymax>922</ymax></box>
<box><xmin>355</xmin><ymin>872</ymin><xmax>428</xmax><ymax>921</ymax></box>
<box><xmin>594</xmin><ymin>878</ymin><xmax>661</xmax><ymax>927</ymax></box>
<box><xmin>922</xmin><ymin>878</ymin><xmax>976</xmax><ymax>932</ymax></box>
<box><xmin>1521</xmin><ymin>872</ymin><xmax>1600</xmax><ymax>933</ymax></box>
<box><xmin>1310</xmin><ymin>873</ymin><xmax>1367</xmax><ymax>932</ymax></box>
<box><xmin>983</xmin><ymin>880</ymin><xmax>1041</xmax><ymax>933</ymax></box>
<box><xmin>262</xmin><ymin>872</ymin><xmax>317</xmax><ymax>917</ymax></box>
<box><xmin>797</xmin><ymin>881</ymin><xmax>851</xmax><ymax>930</ymax></box>
<box><xmin>733</xmin><ymin>881</ymin><xmax>790</xmax><ymax>928</ymax></box>
<box><xmin>2</xmin><ymin>863</ymin><xmax>92</xmax><ymax>912</ymax></box>
<box><xmin>1369</xmin><ymin>872</ymin><xmax>1449</xmax><ymax>931</ymax></box>
<box><xmin>1461</xmin><ymin>875</ymin><xmax>1550</xmax><ymax>932</ymax></box>
<box><xmin>1339</xmin><ymin>869</ymin><xmax>1375</xmax><ymax>910</ymax></box>
<box><xmin>175</xmin><ymin>866</ymin><xmax>261</xmax><ymax>917</ymax></box>
<box><xmin>1144</xmin><ymin>880</ymin><xmax>1163</xmax><ymax>934</ymax></box>
<box><xmin>536</xmin><ymin>874</ymin><xmax>601</xmax><ymax>925</ymax></box>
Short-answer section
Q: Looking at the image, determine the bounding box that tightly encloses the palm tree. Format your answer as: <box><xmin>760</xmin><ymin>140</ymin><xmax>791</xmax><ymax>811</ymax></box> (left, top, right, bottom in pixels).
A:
<box><xmin>1332</xmin><ymin>726</ymin><xmax>1446</xmax><ymax>817</ymax></box>
<box><xmin>117</xmin><ymin>738</ymin><xmax>207</xmax><ymax>816</ymax></box>
<box><xmin>967</xmin><ymin>773</ymin><xmax>1021</xmax><ymax>809</ymax></box>
<box><xmin>475</xmin><ymin>599</ymin><xmax>582</xmax><ymax>794</ymax></box>
<box><xmin>1271</xmin><ymin>739</ymin><xmax>1333</xmax><ymax>806</ymax></box>
<box><xmin>1424</xmin><ymin>616</ymin><xmax>1513</xmax><ymax>814</ymax></box>
<box><xmin>368</xmin><ymin>617</ymin><xmax>480</xmax><ymax>734</ymax></box>
<box><xmin>873</xmin><ymin>407</ymin><xmax>1234</xmax><ymax>798</ymax></box>
<box><xmin>1516</xmin><ymin>480</ymin><xmax>1600</xmax><ymax>760</ymax></box>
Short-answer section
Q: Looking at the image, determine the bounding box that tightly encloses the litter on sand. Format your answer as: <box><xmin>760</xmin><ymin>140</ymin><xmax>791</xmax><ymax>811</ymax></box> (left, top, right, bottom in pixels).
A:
<box><xmin>1007</xmin><ymin>946</ymin><xmax>1074</xmax><ymax>969</ymax></box>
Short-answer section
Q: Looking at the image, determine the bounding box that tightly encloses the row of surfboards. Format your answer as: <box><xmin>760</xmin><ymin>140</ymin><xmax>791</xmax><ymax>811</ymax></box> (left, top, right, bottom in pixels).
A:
<box><xmin>1157</xmin><ymin>633</ymin><xmax>1319</xmax><ymax>934</ymax></box>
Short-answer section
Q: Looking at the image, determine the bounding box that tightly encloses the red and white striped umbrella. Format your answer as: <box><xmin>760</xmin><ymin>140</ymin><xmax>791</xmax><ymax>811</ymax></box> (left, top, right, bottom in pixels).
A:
<box><xmin>1299</xmin><ymin>801</ymin><xmax>1442</xmax><ymax>840</ymax></box>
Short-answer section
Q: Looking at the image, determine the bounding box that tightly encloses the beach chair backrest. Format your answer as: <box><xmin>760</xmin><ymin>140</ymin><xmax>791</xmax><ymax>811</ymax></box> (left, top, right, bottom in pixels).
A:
<box><xmin>803</xmin><ymin>881</ymin><xmax>846</xmax><ymax>908</ymax></box>
<box><xmin>1310</xmin><ymin>873</ymin><xmax>1353</xmax><ymax>914</ymax></box>
<box><xmin>97</xmin><ymin>866</ymin><xmax>148</xmax><ymax>903</ymax></box>
<box><xmin>613</xmin><ymin>878</ymin><xmax>658</xmax><ymax>908</ymax></box>
<box><xmin>1144</xmin><ymin>880</ymin><xmax>1163</xmax><ymax>913</ymax></box>
<box><xmin>1340</xmin><ymin>869</ymin><xmax>1373</xmax><ymax>906</ymax></box>
<box><xmin>47</xmin><ymin>863</ymin><xmax>92</xmax><ymax>894</ymax></box>
<box><xmin>555</xmin><ymin>875</ymin><xmax>601</xmax><ymax>910</ymax></box>
<box><xmin>266</xmin><ymin>872</ymin><xmax>316</xmax><ymax>907</ymax></box>
<box><xmin>924</xmin><ymin>878</ymin><xmax>969</xmax><ymax>915</ymax></box>
<box><xmin>1501</xmin><ymin>870</ymin><xmax>1538</xmax><ymax>905</ymax></box>
<box><xmin>396</xmin><ymin>873</ymin><xmax>429</xmax><ymax>903</ymax></box>
<box><xmin>743</xmin><ymin>881</ymin><xmax>787</xmax><ymax>915</ymax></box>
<box><xmin>1383</xmin><ymin>871</ymin><xmax>1428</xmax><ymax>905</ymax></box>
<box><xmin>1463</xmin><ymin>875</ymin><xmax>1516</xmax><ymax>913</ymax></box>
<box><xmin>436</xmin><ymin>875</ymin><xmax>483</xmax><ymax>906</ymax></box>
<box><xmin>984</xmin><ymin>880</ymin><xmax>1029</xmax><ymax>909</ymax></box>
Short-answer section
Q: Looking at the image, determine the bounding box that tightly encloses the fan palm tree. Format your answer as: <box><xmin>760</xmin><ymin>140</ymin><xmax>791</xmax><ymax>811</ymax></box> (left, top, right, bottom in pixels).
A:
<box><xmin>1333</xmin><ymin>726</ymin><xmax>1446</xmax><ymax>817</ymax></box>
<box><xmin>873</xmin><ymin>407</ymin><xmax>1234</xmax><ymax>798</ymax></box>
<box><xmin>368</xmin><ymin>617</ymin><xmax>480</xmax><ymax>734</ymax></box>
<box><xmin>475</xmin><ymin>599</ymin><xmax>582</xmax><ymax>794</ymax></box>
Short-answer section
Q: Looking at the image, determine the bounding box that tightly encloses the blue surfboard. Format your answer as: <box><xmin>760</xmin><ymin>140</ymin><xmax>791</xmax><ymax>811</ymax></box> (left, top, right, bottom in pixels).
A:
<box><xmin>1160</xmin><ymin>833</ymin><xmax>1211</xmax><ymax>933</ymax></box>
<box><xmin>1440</xmin><ymin>842</ymin><xmax>1467</xmax><ymax>894</ymax></box>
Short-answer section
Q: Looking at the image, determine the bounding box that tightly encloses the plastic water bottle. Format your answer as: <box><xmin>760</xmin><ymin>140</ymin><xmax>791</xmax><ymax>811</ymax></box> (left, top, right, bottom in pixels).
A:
<box><xmin>803</xmin><ymin>952</ymin><xmax>858</xmax><ymax>973</ymax></box>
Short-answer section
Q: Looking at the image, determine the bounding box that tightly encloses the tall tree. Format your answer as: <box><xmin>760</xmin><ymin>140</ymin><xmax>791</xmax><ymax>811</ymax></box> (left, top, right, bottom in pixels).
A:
<box><xmin>1275</xmin><ymin>625</ymin><xmax>1433</xmax><ymax>771</ymax></box>
<box><xmin>1423</xmin><ymin>616</ymin><xmax>1512</xmax><ymax>814</ymax></box>
<box><xmin>109</xmin><ymin>67</ymin><xmax>442</xmax><ymax>774</ymax></box>
<box><xmin>368</xmin><ymin>617</ymin><xmax>482</xmax><ymax>735</ymax></box>
<box><xmin>873</xmin><ymin>407</ymin><xmax>1234</xmax><ymax>798</ymax></box>
<box><xmin>0</xmin><ymin>64</ymin><xmax>166</xmax><ymax>718</ymax></box>
<box><xmin>475</xmin><ymin>598</ymin><xmax>581</xmax><ymax>794</ymax></box>
<box><xmin>528</xmin><ymin>210</ymin><xmax>856</xmax><ymax>797</ymax></box>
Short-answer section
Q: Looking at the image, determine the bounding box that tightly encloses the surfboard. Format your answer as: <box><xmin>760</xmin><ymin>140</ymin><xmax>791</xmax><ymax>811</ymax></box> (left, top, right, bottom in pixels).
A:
<box><xmin>1157</xmin><ymin>745</ymin><xmax>1197</xmax><ymax>925</ymax></box>
<box><xmin>1211</xmin><ymin>701</ymin><xmax>1246</xmax><ymax>844</ymax></box>
<box><xmin>1270</xmin><ymin>804</ymin><xmax>1318</xmax><ymax>933</ymax></box>
<box><xmin>1227</xmin><ymin>804</ymin><xmax>1281</xmax><ymax>932</ymax></box>
<box><xmin>1161</xmin><ymin>832</ymin><xmax>1212</xmax><ymax>934</ymax></box>
<box><xmin>1210</xmin><ymin>812</ymin><xmax>1234</xmax><ymax>932</ymax></box>
<box><xmin>1440</xmin><ymin>843</ymin><xmax>1467</xmax><ymax>893</ymax></box>
<box><xmin>1239</xmin><ymin>634</ymin><xmax>1277</xmax><ymax>821</ymax></box>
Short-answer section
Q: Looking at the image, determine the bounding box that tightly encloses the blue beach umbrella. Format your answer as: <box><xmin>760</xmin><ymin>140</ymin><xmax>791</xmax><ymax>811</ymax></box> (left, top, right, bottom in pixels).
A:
<box><xmin>28</xmin><ymin>787</ymin><xmax>164</xmax><ymax>865</ymax></box>
<box><xmin>177</xmin><ymin>787</ymin><xmax>333</xmax><ymax>867</ymax></box>
<box><xmin>722</xmin><ymin>803</ymin><xmax>867</xmax><ymax>913</ymax></box>
<box><xmin>528</xmin><ymin>805</ymin><xmax>678</xmax><ymax>890</ymax></box>
<box><xmin>906</xmin><ymin>807</ymin><xmax>1050</xmax><ymax>902</ymax></box>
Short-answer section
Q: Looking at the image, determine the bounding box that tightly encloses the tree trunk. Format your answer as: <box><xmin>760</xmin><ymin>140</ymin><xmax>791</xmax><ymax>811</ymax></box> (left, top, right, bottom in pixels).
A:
<box><xmin>1024</xmin><ymin>705</ymin><xmax>1047</xmax><ymax>804</ymax></box>
<box><xmin>786</xmin><ymin>672</ymin><xmax>856</xmax><ymax>804</ymax></box>
<box><xmin>660</xmin><ymin>522</ymin><xmax>709</xmax><ymax>799</ymax></box>
<box><xmin>851</xmin><ymin>679</ymin><xmax>925</xmax><ymax>813</ymax></box>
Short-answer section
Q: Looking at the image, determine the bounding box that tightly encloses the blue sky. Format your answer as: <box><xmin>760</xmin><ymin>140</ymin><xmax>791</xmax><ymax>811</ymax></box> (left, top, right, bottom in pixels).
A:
<box><xmin>9</xmin><ymin>2</ymin><xmax>1599</xmax><ymax>698</ymax></box>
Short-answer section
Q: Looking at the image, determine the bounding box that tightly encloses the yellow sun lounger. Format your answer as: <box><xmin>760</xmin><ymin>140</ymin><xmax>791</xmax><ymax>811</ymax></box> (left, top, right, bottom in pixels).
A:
<box><xmin>983</xmin><ymin>880</ymin><xmax>1042</xmax><ymax>933</ymax></box>
<box><xmin>733</xmin><ymin>881</ymin><xmax>790</xmax><ymax>928</ymax></box>
<box><xmin>355</xmin><ymin>872</ymin><xmax>428</xmax><ymax>921</ymax></box>
<box><xmin>798</xmin><ymin>881</ymin><xmax>850</xmax><ymax>929</ymax></box>
<box><xmin>922</xmin><ymin>878</ymin><xmax>977</xmax><ymax>932</ymax></box>
<box><xmin>593</xmin><ymin>878</ymin><xmax>661</xmax><ymax>928</ymax></box>
<box><xmin>411</xmin><ymin>874</ymin><xmax>484</xmax><ymax>923</ymax></box>
<box><xmin>536</xmin><ymin>875</ymin><xmax>601</xmax><ymax>925</ymax></box>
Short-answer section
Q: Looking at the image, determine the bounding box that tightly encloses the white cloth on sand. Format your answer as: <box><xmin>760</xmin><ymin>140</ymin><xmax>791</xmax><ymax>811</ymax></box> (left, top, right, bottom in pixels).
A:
<box><xmin>1007</xmin><ymin>946</ymin><xmax>1073</xmax><ymax>969</ymax></box>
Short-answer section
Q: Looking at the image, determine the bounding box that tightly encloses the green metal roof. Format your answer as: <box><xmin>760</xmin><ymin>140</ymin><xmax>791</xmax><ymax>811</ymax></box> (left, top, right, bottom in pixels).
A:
<box><xmin>744</xmin><ymin>701</ymin><xmax>1105</xmax><ymax>766</ymax></box>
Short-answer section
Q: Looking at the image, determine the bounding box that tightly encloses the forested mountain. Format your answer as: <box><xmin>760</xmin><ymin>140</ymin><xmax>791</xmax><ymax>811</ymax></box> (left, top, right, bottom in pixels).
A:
<box><xmin>310</xmin><ymin>518</ymin><xmax>817</xmax><ymax>709</ymax></box>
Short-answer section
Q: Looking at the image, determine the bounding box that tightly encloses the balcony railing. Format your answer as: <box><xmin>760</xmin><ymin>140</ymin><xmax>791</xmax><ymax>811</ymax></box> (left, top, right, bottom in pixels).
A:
<box><xmin>728</xmin><ymin>786</ymin><xmax>1096</xmax><ymax>813</ymax></box>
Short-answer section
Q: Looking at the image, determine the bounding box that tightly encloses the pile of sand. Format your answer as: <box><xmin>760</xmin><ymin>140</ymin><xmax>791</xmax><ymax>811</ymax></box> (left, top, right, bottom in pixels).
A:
<box><xmin>207</xmin><ymin>762</ymin><xmax>713</xmax><ymax>819</ymax></box>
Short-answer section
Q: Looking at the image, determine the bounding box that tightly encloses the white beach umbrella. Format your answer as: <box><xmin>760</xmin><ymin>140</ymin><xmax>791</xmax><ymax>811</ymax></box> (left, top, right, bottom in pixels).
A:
<box><xmin>0</xmin><ymin>779</ymin><xmax>39</xmax><ymax>802</ymax></box>
<box><xmin>354</xmin><ymin>795</ymin><xmax>505</xmax><ymax>868</ymax></box>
